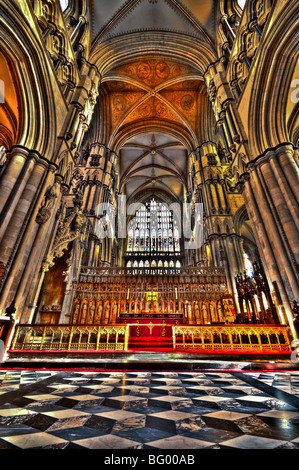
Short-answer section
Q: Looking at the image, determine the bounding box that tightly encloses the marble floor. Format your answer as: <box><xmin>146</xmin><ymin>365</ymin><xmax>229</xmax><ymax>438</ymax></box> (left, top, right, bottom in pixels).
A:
<box><xmin>0</xmin><ymin>368</ymin><xmax>299</xmax><ymax>449</ymax></box>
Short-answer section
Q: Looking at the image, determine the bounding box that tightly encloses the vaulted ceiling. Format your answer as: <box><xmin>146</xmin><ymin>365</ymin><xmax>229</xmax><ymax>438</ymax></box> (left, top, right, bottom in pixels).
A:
<box><xmin>88</xmin><ymin>0</ymin><xmax>217</xmax><ymax>203</ymax></box>
<box><xmin>119</xmin><ymin>133</ymin><xmax>188</xmax><ymax>202</ymax></box>
<box><xmin>90</xmin><ymin>0</ymin><xmax>216</xmax><ymax>44</ymax></box>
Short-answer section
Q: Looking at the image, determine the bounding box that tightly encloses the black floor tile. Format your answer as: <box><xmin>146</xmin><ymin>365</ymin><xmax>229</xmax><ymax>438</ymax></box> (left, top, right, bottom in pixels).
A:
<box><xmin>48</xmin><ymin>425</ymin><xmax>106</xmax><ymax>441</ymax></box>
<box><xmin>111</xmin><ymin>426</ymin><xmax>173</xmax><ymax>443</ymax></box>
<box><xmin>84</xmin><ymin>415</ymin><xmax>115</xmax><ymax>433</ymax></box>
<box><xmin>23</xmin><ymin>413</ymin><xmax>57</xmax><ymax>431</ymax></box>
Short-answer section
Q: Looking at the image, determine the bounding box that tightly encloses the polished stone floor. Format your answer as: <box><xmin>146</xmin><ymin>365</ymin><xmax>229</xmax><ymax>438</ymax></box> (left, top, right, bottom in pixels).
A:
<box><xmin>0</xmin><ymin>368</ymin><xmax>299</xmax><ymax>449</ymax></box>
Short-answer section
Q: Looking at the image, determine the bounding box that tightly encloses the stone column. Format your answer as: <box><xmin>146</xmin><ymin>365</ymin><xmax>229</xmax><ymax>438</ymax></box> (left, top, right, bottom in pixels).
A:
<box><xmin>0</xmin><ymin>146</ymin><xmax>30</xmax><ymax>213</ymax></box>
<box><xmin>0</xmin><ymin>159</ymin><xmax>56</xmax><ymax>313</ymax></box>
<box><xmin>241</xmin><ymin>168</ymin><xmax>298</xmax><ymax>338</ymax></box>
<box><xmin>0</xmin><ymin>158</ymin><xmax>50</xmax><ymax>266</ymax></box>
<box><xmin>250</xmin><ymin>162</ymin><xmax>299</xmax><ymax>300</ymax></box>
<box><xmin>258</xmin><ymin>156</ymin><xmax>298</xmax><ymax>267</ymax></box>
<box><xmin>13</xmin><ymin>178</ymin><xmax>63</xmax><ymax>317</ymax></box>
<box><xmin>0</xmin><ymin>148</ymin><xmax>37</xmax><ymax>244</ymax></box>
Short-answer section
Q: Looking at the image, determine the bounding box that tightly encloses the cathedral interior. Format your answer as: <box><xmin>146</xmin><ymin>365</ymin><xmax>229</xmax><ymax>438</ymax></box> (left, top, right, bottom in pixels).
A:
<box><xmin>0</xmin><ymin>0</ymin><xmax>299</xmax><ymax>451</ymax></box>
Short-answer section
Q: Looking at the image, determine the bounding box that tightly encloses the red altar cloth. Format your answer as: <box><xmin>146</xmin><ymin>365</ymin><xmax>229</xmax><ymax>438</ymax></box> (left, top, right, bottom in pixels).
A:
<box><xmin>119</xmin><ymin>314</ymin><xmax>183</xmax><ymax>345</ymax></box>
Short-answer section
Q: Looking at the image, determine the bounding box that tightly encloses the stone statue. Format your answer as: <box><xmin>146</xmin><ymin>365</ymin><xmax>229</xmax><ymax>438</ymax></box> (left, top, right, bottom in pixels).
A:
<box><xmin>202</xmin><ymin>302</ymin><xmax>209</xmax><ymax>324</ymax></box>
<box><xmin>194</xmin><ymin>303</ymin><xmax>200</xmax><ymax>323</ymax></box>
<box><xmin>210</xmin><ymin>302</ymin><xmax>217</xmax><ymax>322</ymax></box>
<box><xmin>112</xmin><ymin>303</ymin><xmax>118</xmax><ymax>323</ymax></box>
<box><xmin>80</xmin><ymin>302</ymin><xmax>88</xmax><ymax>323</ymax></box>
<box><xmin>36</xmin><ymin>181</ymin><xmax>60</xmax><ymax>224</ymax></box>
<box><xmin>72</xmin><ymin>302</ymin><xmax>80</xmax><ymax>324</ymax></box>
<box><xmin>218</xmin><ymin>301</ymin><xmax>225</xmax><ymax>322</ymax></box>
<box><xmin>187</xmin><ymin>303</ymin><xmax>192</xmax><ymax>323</ymax></box>
<box><xmin>104</xmin><ymin>302</ymin><xmax>110</xmax><ymax>324</ymax></box>
<box><xmin>95</xmin><ymin>302</ymin><xmax>103</xmax><ymax>324</ymax></box>
<box><xmin>87</xmin><ymin>302</ymin><xmax>95</xmax><ymax>324</ymax></box>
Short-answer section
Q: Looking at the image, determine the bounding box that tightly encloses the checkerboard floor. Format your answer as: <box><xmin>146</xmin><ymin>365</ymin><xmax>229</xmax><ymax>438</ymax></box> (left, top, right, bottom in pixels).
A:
<box><xmin>0</xmin><ymin>369</ymin><xmax>299</xmax><ymax>449</ymax></box>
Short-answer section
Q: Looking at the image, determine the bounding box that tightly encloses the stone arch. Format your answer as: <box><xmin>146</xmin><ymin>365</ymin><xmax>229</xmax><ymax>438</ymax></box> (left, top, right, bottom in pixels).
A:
<box><xmin>90</xmin><ymin>31</ymin><xmax>217</xmax><ymax>77</ymax></box>
<box><xmin>110</xmin><ymin>119</ymin><xmax>197</xmax><ymax>155</ymax></box>
<box><xmin>248</xmin><ymin>2</ymin><xmax>299</xmax><ymax>154</ymax></box>
<box><xmin>56</xmin><ymin>150</ymin><xmax>74</xmax><ymax>186</ymax></box>
<box><xmin>233</xmin><ymin>204</ymin><xmax>257</xmax><ymax>255</ymax></box>
<box><xmin>0</xmin><ymin>50</ymin><xmax>21</xmax><ymax>152</ymax></box>
<box><xmin>223</xmin><ymin>217</ymin><xmax>233</xmax><ymax>233</ymax></box>
<box><xmin>0</xmin><ymin>3</ymin><xmax>57</xmax><ymax>156</ymax></box>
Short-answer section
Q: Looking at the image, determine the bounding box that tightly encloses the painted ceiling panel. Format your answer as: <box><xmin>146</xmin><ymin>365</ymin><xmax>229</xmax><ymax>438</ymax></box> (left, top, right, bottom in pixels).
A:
<box><xmin>103</xmin><ymin>58</ymin><xmax>205</xmax><ymax>138</ymax></box>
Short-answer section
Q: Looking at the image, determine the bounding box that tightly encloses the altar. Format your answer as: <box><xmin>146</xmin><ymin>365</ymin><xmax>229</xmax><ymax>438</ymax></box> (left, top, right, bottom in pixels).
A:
<box><xmin>119</xmin><ymin>311</ymin><xmax>184</xmax><ymax>348</ymax></box>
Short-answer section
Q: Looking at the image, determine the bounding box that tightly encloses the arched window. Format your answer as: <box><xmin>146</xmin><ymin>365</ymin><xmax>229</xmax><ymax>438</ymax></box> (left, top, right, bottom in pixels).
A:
<box><xmin>59</xmin><ymin>0</ymin><xmax>69</xmax><ymax>11</ymax></box>
<box><xmin>244</xmin><ymin>253</ymin><xmax>253</xmax><ymax>276</ymax></box>
<box><xmin>125</xmin><ymin>197</ymin><xmax>181</xmax><ymax>270</ymax></box>
<box><xmin>262</xmin><ymin>292</ymin><xmax>269</xmax><ymax>309</ymax></box>
<box><xmin>237</xmin><ymin>0</ymin><xmax>246</xmax><ymax>9</ymax></box>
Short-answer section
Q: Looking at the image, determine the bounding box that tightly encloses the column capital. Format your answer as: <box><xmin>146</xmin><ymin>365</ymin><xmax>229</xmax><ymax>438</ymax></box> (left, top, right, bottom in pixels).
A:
<box><xmin>247</xmin><ymin>142</ymin><xmax>296</xmax><ymax>170</ymax></box>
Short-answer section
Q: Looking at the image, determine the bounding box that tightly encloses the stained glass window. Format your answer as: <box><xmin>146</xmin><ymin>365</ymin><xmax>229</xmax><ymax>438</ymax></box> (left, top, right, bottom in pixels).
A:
<box><xmin>128</xmin><ymin>229</ymin><xmax>133</xmax><ymax>251</ymax></box>
<box><xmin>244</xmin><ymin>253</ymin><xmax>253</xmax><ymax>276</ymax></box>
<box><xmin>140</xmin><ymin>229</ymin><xmax>144</xmax><ymax>251</ymax></box>
<box><xmin>126</xmin><ymin>197</ymin><xmax>181</xmax><ymax>271</ymax></box>
<box><xmin>134</xmin><ymin>229</ymin><xmax>139</xmax><ymax>251</ymax></box>
<box><xmin>145</xmin><ymin>229</ymin><xmax>150</xmax><ymax>250</ymax></box>
<box><xmin>174</xmin><ymin>228</ymin><xmax>180</xmax><ymax>252</ymax></box>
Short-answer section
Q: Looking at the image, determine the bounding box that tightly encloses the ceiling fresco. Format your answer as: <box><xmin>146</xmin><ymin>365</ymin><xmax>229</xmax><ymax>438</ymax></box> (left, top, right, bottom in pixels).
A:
<box><xmin>103</xmin><ymin>58</ymin><xmax>204</xmax><ymax>136</ymax></box>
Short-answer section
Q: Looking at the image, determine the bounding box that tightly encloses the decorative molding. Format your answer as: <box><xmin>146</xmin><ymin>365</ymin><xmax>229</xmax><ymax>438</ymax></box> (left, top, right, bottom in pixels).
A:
<box><xmin>42</xmin><ymin>192</ymin><xmax>90</xmax><ymax>272</ymax></box>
